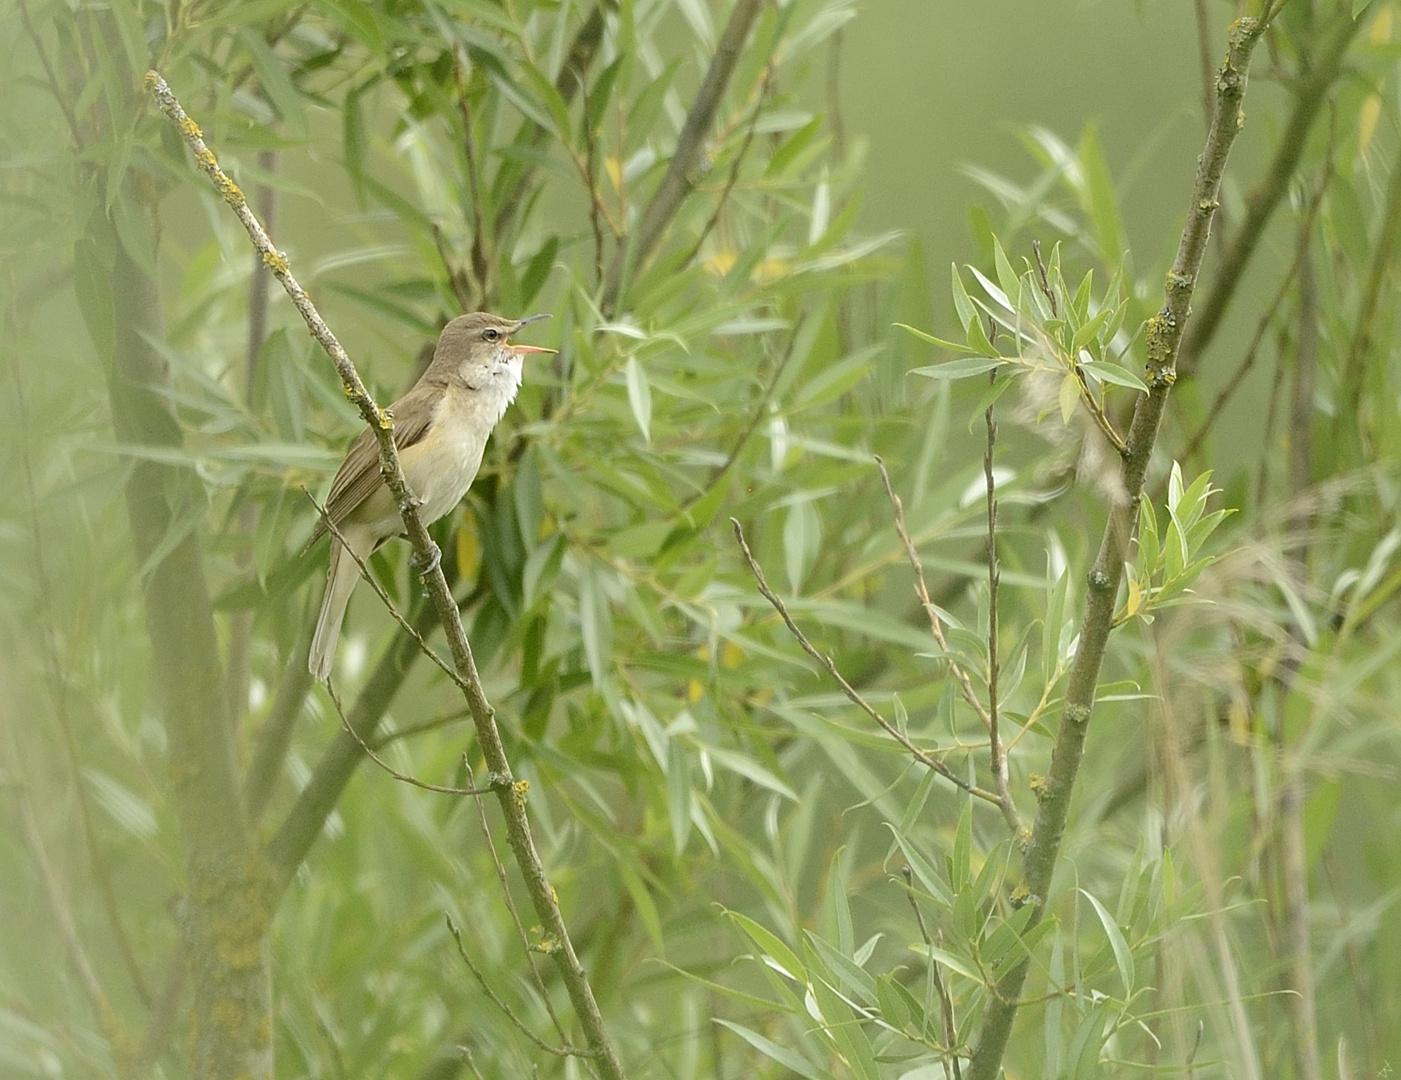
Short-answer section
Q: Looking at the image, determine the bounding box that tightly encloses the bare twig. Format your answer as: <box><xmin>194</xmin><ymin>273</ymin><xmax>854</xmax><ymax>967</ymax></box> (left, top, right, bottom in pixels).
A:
<box><xmin>685</xmin><ymin>317</ymin><xmax>805</xmax><ymax>511</ymax></box>
<box><xmin>682</xmin><ymin>60</ymin><xmax>776</xmax><ymax>269</ymax></box>
<box><xmin>16</xmin><ymin>0</ymin><xmax>84</xmax><ymax>148</ymax></box>
<box><xmin>731</xmin><ymin>518</ymin><xmax>1002</xmax><ymax>806</ymax></box>
<box><xmin>982</xmin><ymin>383</ymin><xmax>1019</xmax><ymax>833</ymax></box>
<box><xmin>1031</xmin><ymin>241</ymin><xmax>1057</xmax><ymax>318</ymax></box>
<box><xmin>245</xmin><ymin>620</ymin><xmax>315</xmax><ymax>824</ymax></box>
<box><xmin>1181</xmin><ymin>163</ymin><xmax>1330</xmax><ymax>463</ymax></box>
<box><xmin>450</xmin><ymin>48</ymin><xmax>491</xmax><ymax>309</ymax></box>
<box><xmin>300</xmin><ymin>487</ymin><xmax>469</xmax><ymax>693</ymax></box>
<box><xmin>903</xmin><ymin>866</ymin><xmax>961</xmax><ymax>1080</ymax></box>
<box><xmin>1178</xmin><ymin>6</ymin><xmax>1366</xmax><ymax>375</ymax></box>
<box><xmin>328</xmin><ymin>684</ymin><xmax>493</xmax><ymax>796</ymax></box>
<box><xmin>1030</xmin><ymin>241</ymin><xmax>1125</xmax><ymax>454</ymax></box>
<box><xmin>471</xmin><ymin>793</ymin><xmax>572</xmax><ymax>1046</ymax></box>
<box><xmin>150</xmin><ymin>74</ymin><xmax>628</xmax><ymax>1080</ymax></box>
<box><xmin>1337</xmin><ymin>116</ymin><xmax>1401</xmax><ymax>451</ymax></box>
<box><xmin>492</xmin><ymin>1</ymin><xmax>617</xmax><ymax>239</ymax></box>
<box><xmin>1070</xmin><ymin>362</ymin><xmax>1129</xmax><ymax>457</ymax></box>
<box><xmin>875</xmin><ymin>457</ymin><xmax>991</xmax><ymax>730</ymax></box>
<box><xmin>967</xmin><ymin>18</ymin><xmax>1269</xmax><ymax>1079</ymax></box>
<box><xmin>445</xmin><ymin>915</ymin><xmax>585</xmax><ymax>1057</ymax></box>
<box><xmin>602</xmin><ymin>0</ymin><xmax>764</xmax><ymax>313</ymax></box>
<box><xmin>8</xmin><ymin>343</ymin><xmax>154</xmax><ymax>1007</ymax></box>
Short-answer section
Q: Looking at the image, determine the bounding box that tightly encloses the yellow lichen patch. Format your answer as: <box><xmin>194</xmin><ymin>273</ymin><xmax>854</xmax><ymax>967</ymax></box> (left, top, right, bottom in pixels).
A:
<box><xmin>179</xmin><ymin>115</ymin><xmax>203</xmax><ymax>141</ymax></box>
<box><xmin>1143</xmin><ymin>313</ymin><xmax>1172</xmax><ymax>369</ymax></box>
<box><xmin>260</xmin><ymin>249</ymin><xmax>289</xmax><ymax>275</ymax></box>
<box><xmin>514</xmin><ymin>778</ymin><xmax>530</xmax><ymax>803</ymax></box>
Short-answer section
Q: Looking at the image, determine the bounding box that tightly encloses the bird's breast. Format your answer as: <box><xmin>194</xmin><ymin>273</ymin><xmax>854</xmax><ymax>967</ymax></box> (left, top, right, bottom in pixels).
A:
<box><xmin>402</xmin><ymin>390</ymin><xmax>495</xmax><ymax>525</ymax></box>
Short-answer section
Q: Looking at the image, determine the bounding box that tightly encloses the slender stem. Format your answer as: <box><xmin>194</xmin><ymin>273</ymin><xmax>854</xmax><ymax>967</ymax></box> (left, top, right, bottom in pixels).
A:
<box><xmin>150</xmin><ymin>74</ymin><xmax>629</xmax><ymax>1080</ymax></box>
<box><xmin>1180</xmin><ymin>164</ymin><xmax>1329</xmax><ymax>464</ymax></box>
<box><xmin>966</xmin><ymin>19</ymin><xmax>1267</xmax><ymax>1079</ymax></box>
<box><xmin>983</xmin><ymin>378</ymin><xmax>1017</xmax><ymax>830</ymax></box>
<box><xmin>682</xmin><ymin>60</ymin><xmax>776</xmax><ymax>270</ymax></box>
<box><xmin>1336</xmin><ymin>122</ymin><xmax>1401</xmax><ymax>456</ymax></box>
<box><xmin>1178</xmin><ymin>5</ymin><xmax>1366</xmax><ymax>375</ymax></box>
<box><xmin>903</xmin><ymin>867</ymin><xmax>961</xmax><ymax>1080</ymax></box>
<box><xmin>601</xmin><ymin>0</ymin><xmax>764</xmax><ymax>313</ymax></box>
<box><xmin>875</xmin><ymin>458</ymin><xmax>991</xmax><ymax>730</ymax></box>
<box><xmin>731</xmin><ymin>519</ymin><xmax>1003</xmax><ymax>806</ymax></box>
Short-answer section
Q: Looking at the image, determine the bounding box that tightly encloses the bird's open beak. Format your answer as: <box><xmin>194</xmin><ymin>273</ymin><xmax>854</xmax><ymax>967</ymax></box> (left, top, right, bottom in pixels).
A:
<box><xmin>509</xmin><ymin>313</ymin><xmax>554</xmax><ymax>354</ymax></box>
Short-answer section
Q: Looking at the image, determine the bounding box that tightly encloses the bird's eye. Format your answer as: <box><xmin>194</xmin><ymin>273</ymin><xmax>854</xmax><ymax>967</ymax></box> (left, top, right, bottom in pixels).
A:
<box><xmin>483</xmin><ymin>327</ymin><xmax>500</xmax><ymax>342</ymax></box>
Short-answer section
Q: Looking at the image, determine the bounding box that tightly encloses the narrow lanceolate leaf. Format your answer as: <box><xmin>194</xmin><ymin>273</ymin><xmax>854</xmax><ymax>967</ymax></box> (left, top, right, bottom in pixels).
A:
<box><xmin>911</xmin><ymin>357</ymin><xmax>1002</xmax><ymax>380</ymax></box>
<box><xmin>1078</xmin><ymin>359</ymin><xmax>1147</xmax><ymax>393</ymax></box>
<box><xmin>1079</xmin><ymin>888</ymin><xmax>1134</xmax><ymax>996</ymax></box>
<box><xmin>714</xmin><ymin>1021</ymin><xmax>834</xmax><ymax>1080</ymax></box>
<box><xmin>895</xmin><ymin>322</ymin><xmax>977</xmax><ymax>354</ymax></box>
<box><xmin>625</xmin><ymin>355</ymin><xmax>652</xmax><ymax>442</ymax></box>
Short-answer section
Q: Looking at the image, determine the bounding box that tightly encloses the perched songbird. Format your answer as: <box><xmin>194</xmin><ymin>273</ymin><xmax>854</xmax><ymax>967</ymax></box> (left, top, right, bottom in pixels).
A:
<box><xmin>308</xmin><ymin>311</ymin><xmax>553</xmax><ymax>681</ymax></box>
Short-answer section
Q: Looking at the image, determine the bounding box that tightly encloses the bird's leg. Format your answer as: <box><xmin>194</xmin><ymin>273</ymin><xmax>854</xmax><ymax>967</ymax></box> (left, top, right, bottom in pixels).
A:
<box><xmin>394</xmin><ymin>490</ymin><xmax>441</xmax><ymax>578</ymax></box>
<box><xmin>412</xmin><ymin>539</ymin><xmax>442</xmax><ymax>577</ymax></box>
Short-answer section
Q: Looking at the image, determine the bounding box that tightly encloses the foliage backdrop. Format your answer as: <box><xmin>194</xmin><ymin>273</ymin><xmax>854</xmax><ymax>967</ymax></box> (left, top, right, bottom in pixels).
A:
<box><xmin>3</xmin><ymin>1</ymin><xmax>1401</xmax><ymax>1078</ymax></box>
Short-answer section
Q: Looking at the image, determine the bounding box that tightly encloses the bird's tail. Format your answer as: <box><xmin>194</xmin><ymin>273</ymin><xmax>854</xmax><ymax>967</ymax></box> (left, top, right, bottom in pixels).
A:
<box><xmin>309</xmin><ymin>537</ymin><xmax>361</xmax><ymax>681</ymax></box>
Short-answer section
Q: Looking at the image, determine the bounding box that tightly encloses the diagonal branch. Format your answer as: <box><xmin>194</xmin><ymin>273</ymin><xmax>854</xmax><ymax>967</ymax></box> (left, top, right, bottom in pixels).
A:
<box><xmin>149</xmin><ymin>73</ymin><xmax>629</xmax><ymax>1080</ymax></box>
<box><xmin>966</xmin><ymin>17</ymin><xmax>1269</xmax><ymax>1079</ymax></box>
<box><xmin>1177</xmin><ymin>5</ymin><xmax>1366</xmax><ymax>375</ymax></box>
<box><xmin>601</xmin><ymin>0</ymin><xmax>764</xmax><ymax>314</ymax></box>
<box><xmin>731</xmin><ymin>519</ymin><xmax>1002</xmax><ymax>806</ymax></box>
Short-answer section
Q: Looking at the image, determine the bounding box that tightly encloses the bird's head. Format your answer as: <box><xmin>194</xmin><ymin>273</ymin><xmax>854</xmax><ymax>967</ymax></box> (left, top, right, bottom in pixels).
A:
<box><xmin>432</xmin><ymin>311</ymin><xmax>554</xmax><ymax>391</ymax></box>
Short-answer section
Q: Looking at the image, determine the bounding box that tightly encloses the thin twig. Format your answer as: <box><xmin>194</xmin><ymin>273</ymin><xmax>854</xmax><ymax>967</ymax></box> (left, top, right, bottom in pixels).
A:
<box><xmin>472</xmin><ymin>793</ymin><xmax>573</xmax><ymax>1046</ymax></box>
<box><xmin>731</xmin><ymin>519</ymin><xmax>1002</xmax><ymax>805</ymax></box>
<box><xmin>1070</xmin><ymin>361</ymin><xmax>1129</xmax><ymax>457</ymax></box>
<box><xmin>684</xmin><ymin>316</ymin><xmax>805</xmax><ymax>511</ymax></box>
<box><xmin>370</xmin><ymin>707</ymin><xmax>473</xmax><ymax>749</ymax></box>
<box><xmin>1337</xmin><ymin>105</ymin><xmax>1401</xmax><ymax>442</ymax></box>
<box><xmin>16</xmin><ymin>0</ymin><xmax>84</xmax><ymax>148</ymax></box>
<box><xmin>1031</xmin><ymin>241</ymin><xmax>1058</xmax><ymax>317</ymax></box>
<box><xmin>982</xmin><ymin>382</ymin><xmax>1020</xmax><ymax>833</ymax></box>
<box><xmin>682</xmin><ymin>60</ymin><xmax>776</xmax><ymax>269</ymax></box>
<box><xmin>328</xmin><ymin>684</ymin><xmax>494</xmax><ymax>796</ymax></box>
<box><xmin>8</xmin><ymin>344</ymin><xmax>154</xmax><ymax>1007</ymax></box>
<box><xmin>602</xmin><ymin>0</ymin><xmax>764</xmax><ymax>313</ymax></box>
<box><xmin>581</xmin><ymin>75</ymin><xmax>607</xmax><ymax>288</ymax></box>
<box><xmin>1</xmin><ymin>718</ymin><xmax>129</xmax><ymax>1062</ymax></box>
<box><xmin>875</xmin><ymin>457</ymin><xmax>991</xmax><ymax>730</ymax></box>
<box><xmin>445</xmin><ymin>915</ymin><xmax>586</xmax><ymax>1057</ymax></box>
<box><xmin>1178</xmin><ymin>6</ymin><xmax>1365</xmax><ymax>375</ymax></box>
<box><xmin>151</xmin><ymin>74</ymin><xmax>629</xmax><ymax>1080</ymax></box>
<box><xmin>1181</xmin><ymin>162</ymin><xmax>1330</xmax><ymax>463</ymax></box>
<box><xmin>1031</xmin><ymin>241</ymin><xmax>1125</xmax><ymax>454</ymax></box>
<box><xmin>903</xmin><ymin>866</ymin><xmax>961</xmax><ymax>1080</ymax></box>
<box><xmin>450</xmin><ymin>47</ymin><xmax>491</xmax><ymax>308</ymax></box>
<box><xmin>300</xmin><ymin>487</ymin><xmax>469</xmax><ymax>693</ymax></box>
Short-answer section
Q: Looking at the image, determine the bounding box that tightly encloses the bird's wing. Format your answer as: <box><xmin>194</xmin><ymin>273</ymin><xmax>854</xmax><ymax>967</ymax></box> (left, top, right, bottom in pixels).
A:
<box><xmin>308</xmin><ymin>383</ymin><xmax>439</xmax><ymax>546</ymax></box>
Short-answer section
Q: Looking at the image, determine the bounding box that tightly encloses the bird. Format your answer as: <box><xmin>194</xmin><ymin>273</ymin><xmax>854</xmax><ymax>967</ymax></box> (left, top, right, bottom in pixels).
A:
<box><xmin>307</xmin><ymin>311</ymin><xmax>553</xmax><ymax>681</ymax></box>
